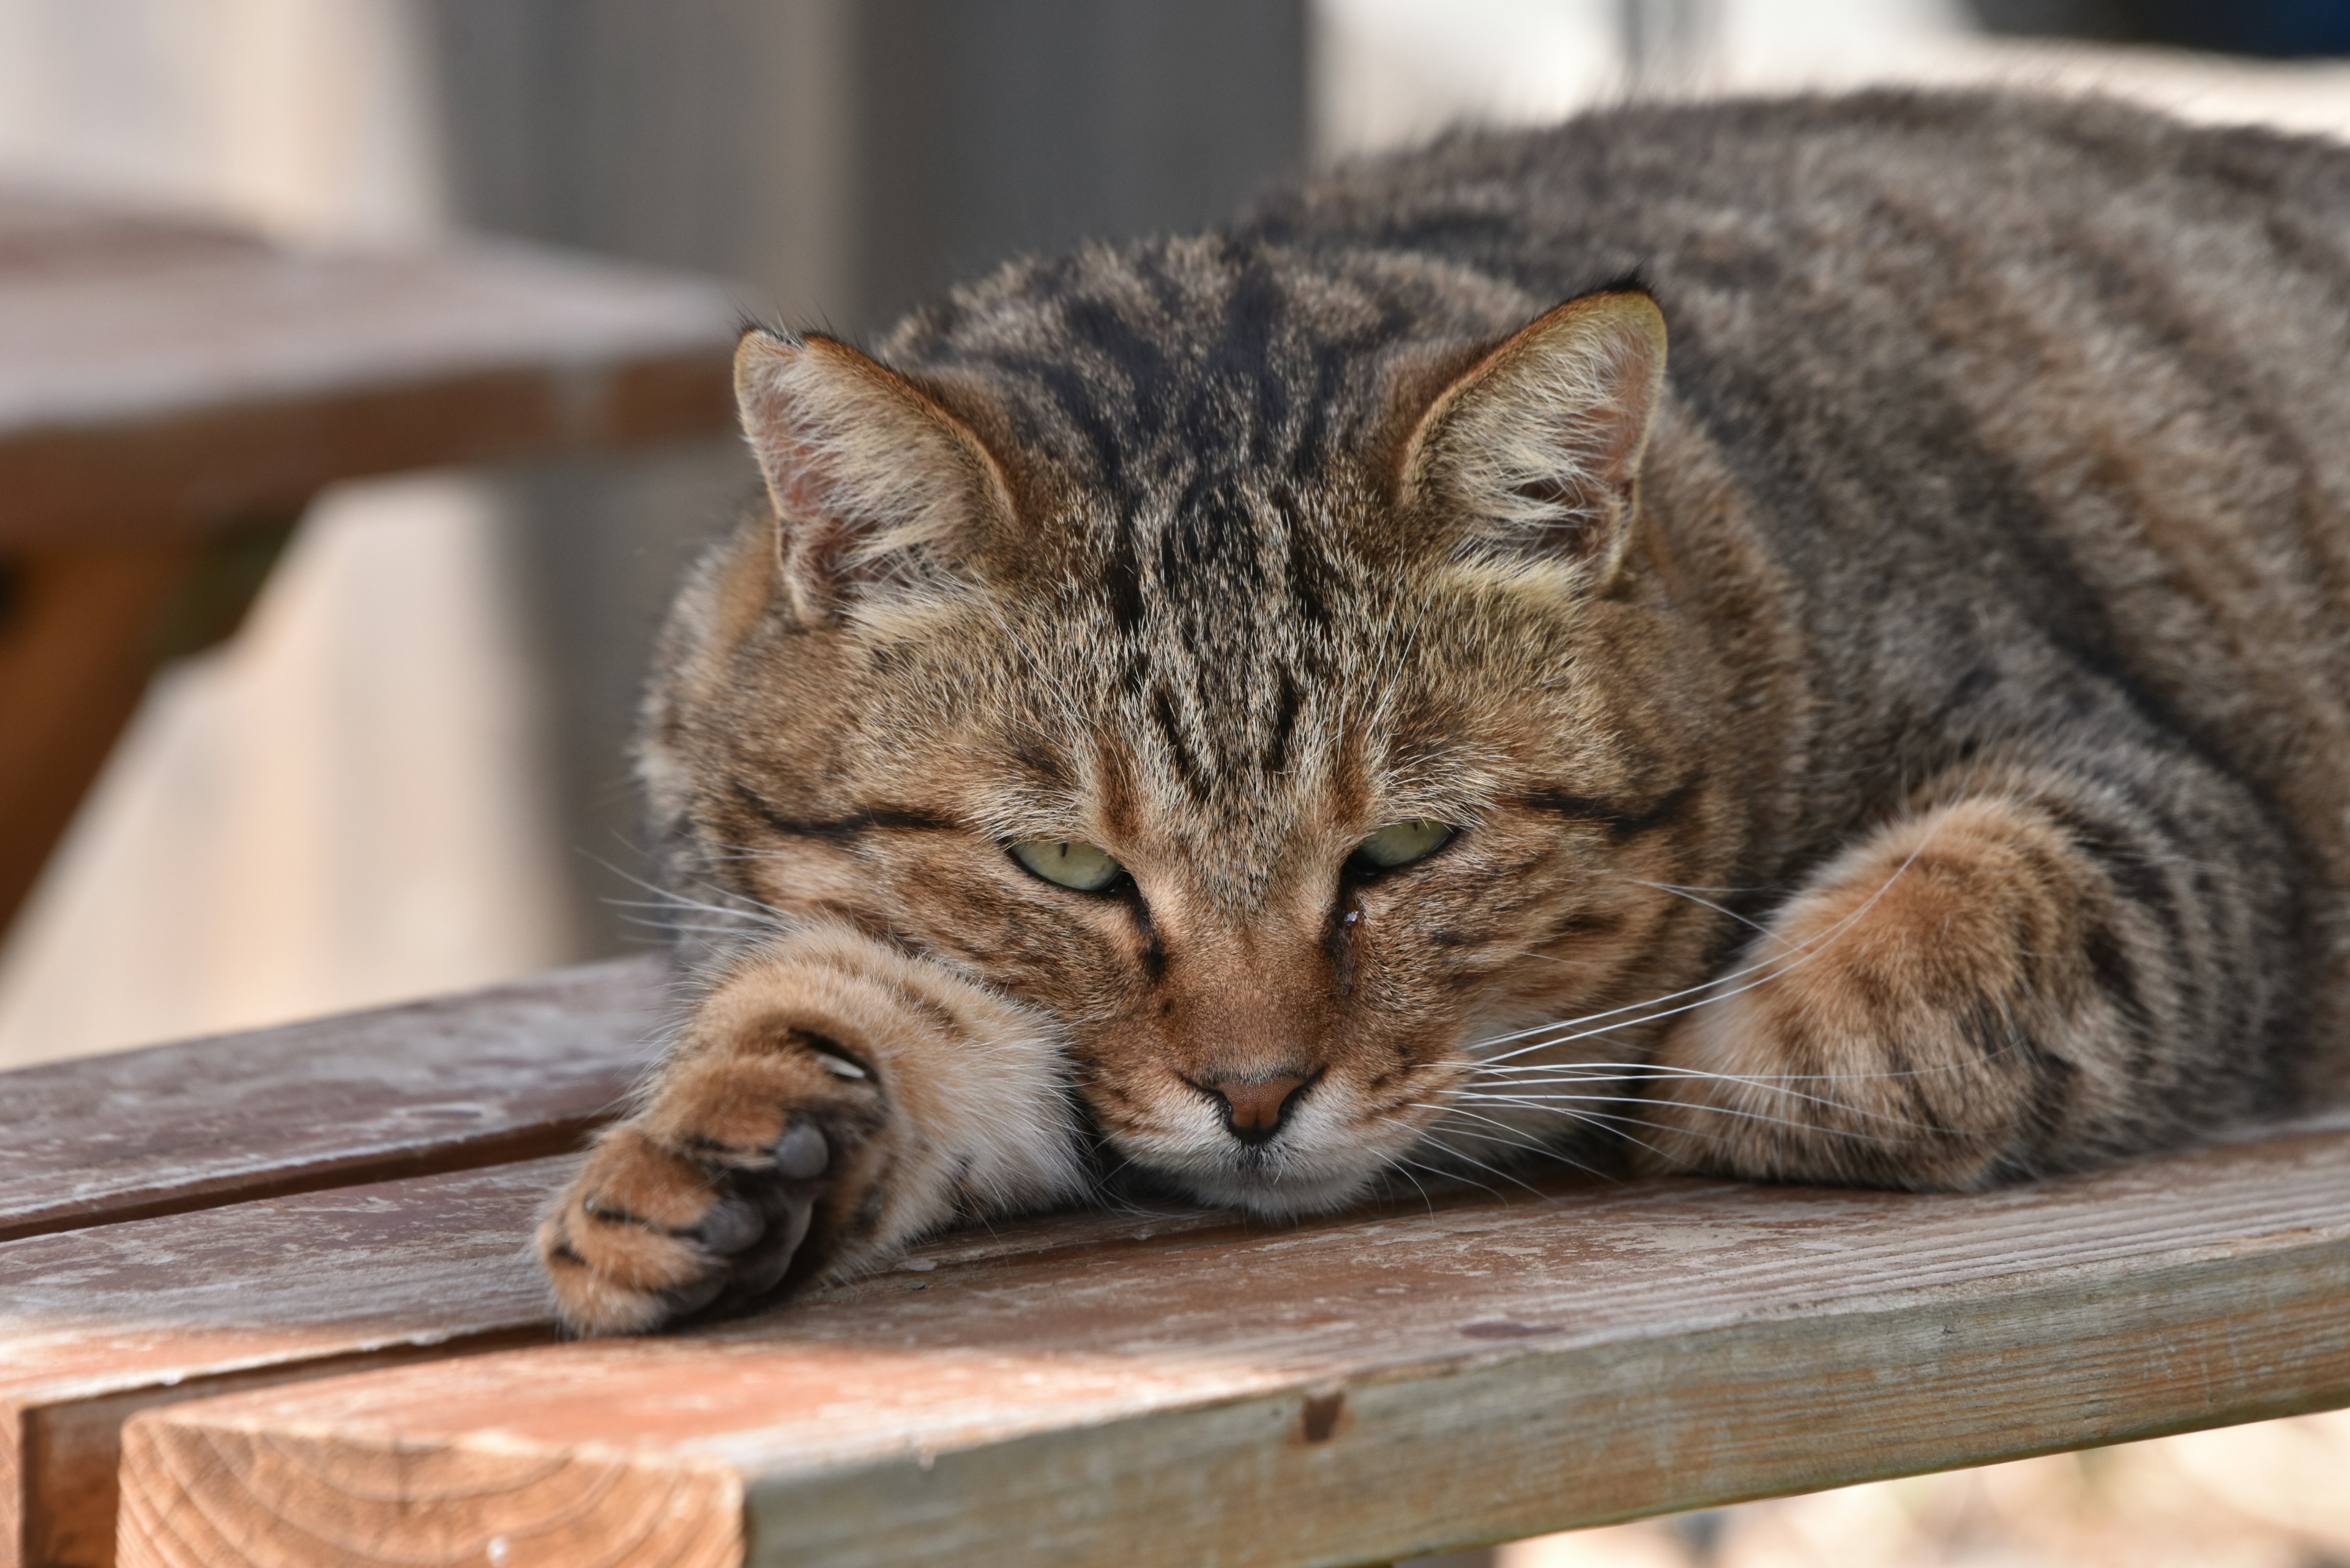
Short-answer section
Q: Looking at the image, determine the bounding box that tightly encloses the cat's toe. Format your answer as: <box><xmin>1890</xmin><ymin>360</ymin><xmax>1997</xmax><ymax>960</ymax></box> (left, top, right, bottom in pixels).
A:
<box><xmin>540</xmin><ymin>1113</ymin><xmax>851</xmax><ymax>1335</ymax></box>
<box><xmin>693</xmin><ymin>1191</ymin><xmax>765</xmax><ymax>1255</ymax></box>
<box><xmin>687</xmin><ymin>1121</ymin><xmax>835</xmax><ymax>1319</ymax></box>
<box><xmin>540</xmin><ymin>1126</ymin><xmax>742</xmax><ymax>1334</ymax></box>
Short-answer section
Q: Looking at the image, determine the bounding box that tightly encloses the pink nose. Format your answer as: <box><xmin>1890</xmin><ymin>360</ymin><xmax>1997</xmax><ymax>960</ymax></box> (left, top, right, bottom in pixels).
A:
<box><xmin>1208</xmin><ymin>1073</ymin><xmax>1311</xmax><ymax>1145</ymax></box>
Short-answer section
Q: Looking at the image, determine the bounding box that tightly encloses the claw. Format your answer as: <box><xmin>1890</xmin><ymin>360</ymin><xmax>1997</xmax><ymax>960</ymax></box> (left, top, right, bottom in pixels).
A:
<box><xmin>663</xmin><ymin>1268</ymin><xmax>730</xmax><ymax>1319</ymax></box>
<box><xmin>696</xmin><ymin>1193</ymin><xmax>764</xmax><ymax>1255</ymax></box>
<box><xmin>731</xmin><ymin>1196</ymin><xmax>815</xmax><ymax>1298</ymax></box>
<box><xmin>772</xmin><ymin>1120</ymin><xmax>829</xmax><ymax>1179</ymax></box>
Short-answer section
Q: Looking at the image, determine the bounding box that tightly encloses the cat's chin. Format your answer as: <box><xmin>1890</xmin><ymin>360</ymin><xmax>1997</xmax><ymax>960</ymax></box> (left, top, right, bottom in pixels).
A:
<box><xmin>1155</xmin><ymin>1162</ymin><xmax>1384</xmax><ymax>1219</ymax></box>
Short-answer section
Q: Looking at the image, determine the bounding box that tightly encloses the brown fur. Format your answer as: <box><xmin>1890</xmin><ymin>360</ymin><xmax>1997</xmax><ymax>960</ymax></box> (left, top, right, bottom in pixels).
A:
<box><xmin>542</xmin><ymin>89</ymin><xmax>2349</xmax><ymax>1334</ymax></box>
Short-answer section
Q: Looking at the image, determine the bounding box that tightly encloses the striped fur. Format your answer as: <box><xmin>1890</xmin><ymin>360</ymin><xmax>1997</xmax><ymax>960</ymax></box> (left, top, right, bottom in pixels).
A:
<box><xmin>542</xmin><ymin>91</ymin><xmax>2349</xmax><ymax>1333</ymax></box>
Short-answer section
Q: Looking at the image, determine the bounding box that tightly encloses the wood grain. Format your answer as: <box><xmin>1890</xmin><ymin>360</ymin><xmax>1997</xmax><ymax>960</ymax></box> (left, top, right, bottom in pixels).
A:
<box><xmin>0</xmin><ymin>189</ymin><xmax>741</xmax><ymax>548</ymax></box>
<box><xmin>114</xmin><ymin>1121</ymin><xmax>2350</xmax><ymax>1568</ymax></box>
<box><xmin>0</xmin><ymin>955</ymin><xmax>667</xmax><ymax>1242</ymax></box>
<box><xmin>0</xmin><ymin>1157</ymin><xmax>574</xmax><ymax>1568</ymax></box>
<box><xmin>0</xmin><ymin>1145</ymin><xmax>1227</xmax><ymax>1568</ymax></box>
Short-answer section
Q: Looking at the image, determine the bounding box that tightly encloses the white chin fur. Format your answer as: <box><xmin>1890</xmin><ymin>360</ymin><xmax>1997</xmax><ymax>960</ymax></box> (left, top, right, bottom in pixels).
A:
<box><xmin>1169</xmin><ymin>1161</ymin><xmax>1382</xmax><ymax>1217</ymax></box>
<box><xmin>1111</xmin><ymin>1089</ymin><xmax>1423</xmax><ymax>1217</ymax></box>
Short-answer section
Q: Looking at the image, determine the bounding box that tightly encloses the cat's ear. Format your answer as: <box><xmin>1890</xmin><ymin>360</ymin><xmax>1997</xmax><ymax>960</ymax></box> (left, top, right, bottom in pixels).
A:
<box><xmin>1400</xmin><ymin>289</ymin><xmax>1666</xmax><ymax>591</ymax></box>
<box><xmin>734</xmin><ymin>327</ymin><xmax>1015</xmax><ymax>630</ymax></box>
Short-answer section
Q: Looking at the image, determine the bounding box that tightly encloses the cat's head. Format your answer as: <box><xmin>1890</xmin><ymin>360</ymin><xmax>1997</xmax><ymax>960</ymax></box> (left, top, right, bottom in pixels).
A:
<box><xmin>643</xmin><ymin>239</ymin><xmax>1735</xmax><ymax>1214</ymax></box>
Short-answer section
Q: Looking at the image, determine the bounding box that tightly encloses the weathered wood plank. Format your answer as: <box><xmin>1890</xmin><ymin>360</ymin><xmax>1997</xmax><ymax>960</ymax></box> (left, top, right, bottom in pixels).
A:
<box><xmin>0</xmin><ymin>187</ymin><xmax>742</xmax><ymax>548</ymax></box>
<box><xmin>0</xmin><ymin>955</ymin><xmax>667</xmax><ymax>1242</ymax></box>
<box><xmin>113</xmin><ymin>1121</ymin><xmax>2350</xmax><ymax>1568</ymax></box>
<box><xmin>0</xmin><ymin>1148</ymin><xmax>1226</xmax><ymax>1568</ymax></box>
<box><xmin>0</xmin><ymin>1158</ymin><xmax>573</xmax><ymax>1568</ymax></box>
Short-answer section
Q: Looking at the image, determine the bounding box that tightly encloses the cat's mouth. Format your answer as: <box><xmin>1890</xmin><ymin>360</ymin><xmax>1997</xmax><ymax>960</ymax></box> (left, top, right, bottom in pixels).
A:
<box><xmin>1107</xmin><ymin>1081</ymin><xmax>1425</xmax><ymax>1217</ymax></box>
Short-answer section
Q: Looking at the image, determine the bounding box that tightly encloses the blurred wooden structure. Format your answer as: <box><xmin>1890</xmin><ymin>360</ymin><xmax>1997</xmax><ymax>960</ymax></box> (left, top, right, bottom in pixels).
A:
<box><xmin>0</xmin><ymin>188</ymin><xmax>740</xmax><ymax>936</ymax></box>
<box><xmin>3</xmin><ymin>971</ymin><xmax>2345</xmax><ymax>1568</ymax></box>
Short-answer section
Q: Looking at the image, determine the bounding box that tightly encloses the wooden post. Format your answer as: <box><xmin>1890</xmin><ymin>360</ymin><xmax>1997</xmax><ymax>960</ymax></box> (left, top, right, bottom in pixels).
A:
<box><xmin>0</xmin><ymin>540</ymin><xmax>199</xmax><ymax>932</ymax></box>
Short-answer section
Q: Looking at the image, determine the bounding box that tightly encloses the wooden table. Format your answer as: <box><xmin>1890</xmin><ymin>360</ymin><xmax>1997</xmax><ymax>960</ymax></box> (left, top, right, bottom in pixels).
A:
<box><xmin>0</xmin><ymin>187</ymin><xmax>740</xmax><ymax>933</ymax></box>
<box><xmin>5</xmin><ymin>966</ymin><xmax>2346</xmax><ymax>1568</ymax></box>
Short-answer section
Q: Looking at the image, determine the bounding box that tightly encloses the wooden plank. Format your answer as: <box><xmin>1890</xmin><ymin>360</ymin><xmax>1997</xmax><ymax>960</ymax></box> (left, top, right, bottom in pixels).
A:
<box><xmin>0</xmin><ymin>955</ymin><xmax>668</xmax><ymax>1242</ymax></box>
<box><xmin>0</xmin><ymin>189</ymin><xmax>741</xmax><ymax>547</ymax></box>
<box><xmin>0</xmin><ymin>1157</ymin><xmax>1226</xmax><ymax>1568</ymax></box>
<box><xmin>113</xmin><ymin>1121</ymin><xmax>2350</xmax><ymax>1568</ymax></box>
<box><xmin>0</xmin><ymin>188</ymin><xmax>264</xmax><ymax>275</ymax></box>
<box><xmin>0</xmin><ymin>1159</ymin><xmax>570</xmax><ymax>1568</ymax></box>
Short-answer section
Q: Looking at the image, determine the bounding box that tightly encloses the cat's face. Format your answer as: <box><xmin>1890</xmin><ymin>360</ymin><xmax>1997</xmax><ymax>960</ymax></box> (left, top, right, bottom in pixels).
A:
<box><xmin>646</xmin><ymin>255</ymin><xmax>1723</xmax><ymax>1214</ymax></box>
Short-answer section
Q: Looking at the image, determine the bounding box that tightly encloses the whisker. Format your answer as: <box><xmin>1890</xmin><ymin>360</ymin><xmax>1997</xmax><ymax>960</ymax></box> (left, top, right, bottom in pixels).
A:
<box><xmin>1408</xmin><ymin>1101</ymin><xmax>1619</xmax><ymax>1177</ymax></box>
<box><xmin>1626</xmin><ymin>878</ymin><xmax>1780</xmax><ymax>946</ymax></box>
<box><xmin>1423</xmin><ymin>1124</ymin><xmax>1613</xmax><ymax>1185</ymax></box>
<box><xmin>1486</xmin><ymin>1103</ymin><xmax>1687</xmax><ymax>1160</ymax></box>
<box><xmin>1380</xmin><ymin>1157</ymin><xmax>1439</xmax><ymax>1215</ymax></box>
<box><xmin>1471</xmin><ymin>1056</ymin><xmax>2005</xmax><ymax>1085</ymax></box>
<box><xmin>1393</xmin><ymin>1152</ymin><xmax>1504</xmax><ymax>1203</ymax></box>
<box><xmin>1411</xmin><ymin>1135</ymin><xmax>1556</xmax><ymax>1198</ymax></box>
<box><xmin>1453</xmin><ymin>1089</ymin><xmax>1920</xmax><ymax>1141</ymax></box>
<box><xmin>1464</xmin><ymin>1063</ymin><xmax>1930</xmax><ymax>1127</ymax></box>
<box><xmin>1465</xmin><ymin>821</ymin><xmax>1945</xmax><ymax>1064</ymax></box>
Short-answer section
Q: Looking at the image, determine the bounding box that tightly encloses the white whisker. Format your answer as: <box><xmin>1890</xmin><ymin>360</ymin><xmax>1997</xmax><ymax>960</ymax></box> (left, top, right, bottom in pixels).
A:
<box><xmin>1468</xmin><ymin>821</ymin><xmax>1946</xmax><ymax>1067</ymax></box>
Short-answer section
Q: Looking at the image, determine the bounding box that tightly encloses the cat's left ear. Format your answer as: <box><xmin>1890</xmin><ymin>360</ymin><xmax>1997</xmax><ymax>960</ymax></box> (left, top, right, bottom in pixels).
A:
<box><xmin>1400</xmin><ymin>289</ymin><xmax>1667</xmax><ymax>592</ymax></box>
<box><xmin>735</xmin><ymin>326</ymin><xmax>1015</xmax><ymax>631</ymax></box>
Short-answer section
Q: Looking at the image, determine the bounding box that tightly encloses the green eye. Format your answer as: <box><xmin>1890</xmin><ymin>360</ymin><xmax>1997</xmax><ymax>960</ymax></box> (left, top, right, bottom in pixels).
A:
<box><xmin>1354</xmin><ymin>819</ymin><xmax>1454</xmax><ymax>870</ymax></box>
<box><xmin>1010</xmin><ymin>838</ymin><xmax>1125</xmax><ymax>892</ymax></box>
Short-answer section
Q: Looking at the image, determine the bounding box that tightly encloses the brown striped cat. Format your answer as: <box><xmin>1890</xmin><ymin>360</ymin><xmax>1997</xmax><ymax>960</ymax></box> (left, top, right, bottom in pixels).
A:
<box><xmin>539</xmin><ymin>89</ymin><xmax>2350</xmax><ymax>1335</ymax></box>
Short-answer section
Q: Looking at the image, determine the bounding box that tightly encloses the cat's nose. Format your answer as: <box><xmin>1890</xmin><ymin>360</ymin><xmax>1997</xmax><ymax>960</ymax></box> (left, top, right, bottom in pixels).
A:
<box><xmin>1206</xmin><ymin>1071</ymin><xmax>1314</xmax><ymax>1146</ymax></box>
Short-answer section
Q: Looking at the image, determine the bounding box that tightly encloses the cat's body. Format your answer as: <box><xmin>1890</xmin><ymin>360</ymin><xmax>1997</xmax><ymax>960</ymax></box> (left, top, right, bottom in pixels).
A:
<box><xmin>540</xmin><ymin>91</ymin><xmax>2350</xmax><ymax>1334</ymax></box>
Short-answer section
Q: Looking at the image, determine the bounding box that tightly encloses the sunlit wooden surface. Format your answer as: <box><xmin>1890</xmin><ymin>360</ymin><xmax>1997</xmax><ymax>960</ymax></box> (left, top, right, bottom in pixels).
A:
<box><xmin>4</xmin><ymin>971</ymin><xmax>2344</xmax><ymax>1567</ymax></box>
<box><xmin>111</xmin><ymin>1121</ymin><xmax>2350</xmax><ymax>1568</ymax></box>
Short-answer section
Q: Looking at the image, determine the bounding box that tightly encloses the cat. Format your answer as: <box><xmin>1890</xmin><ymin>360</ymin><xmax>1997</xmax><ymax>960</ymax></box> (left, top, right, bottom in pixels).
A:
<box><xmin>539</xmin><ymin>89</ymin><xmax>2350</xmax><ymax>1335</ymax></box>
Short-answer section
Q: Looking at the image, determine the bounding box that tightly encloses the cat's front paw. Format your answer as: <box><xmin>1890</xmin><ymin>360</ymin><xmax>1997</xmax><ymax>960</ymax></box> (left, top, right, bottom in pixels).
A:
<box><xmin>1638</xmin><ymin>795</ymin><xmax>2103</xmax><ymax>1189</ymax></box>
<box><xmin>537</xmin><ymin>1026</ymin><xmax>884</xmax><ymax>1335</ymax></box>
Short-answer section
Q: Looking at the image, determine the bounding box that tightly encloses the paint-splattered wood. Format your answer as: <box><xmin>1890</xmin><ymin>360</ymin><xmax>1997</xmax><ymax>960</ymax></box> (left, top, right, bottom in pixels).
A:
<box><xmin>0</xmin><ymin>185</ymin><xmax>741</xmax><ymax>548</ymax></box>
<box><xmin>0</xmin><ymin>955</ymin><xmax>668</xmax><ymax>1242</ymax></box>
<box><xmin>115</xmin><ymin>1121</ymin><xmax>2350</xmax><ymax>1568</ymax></box>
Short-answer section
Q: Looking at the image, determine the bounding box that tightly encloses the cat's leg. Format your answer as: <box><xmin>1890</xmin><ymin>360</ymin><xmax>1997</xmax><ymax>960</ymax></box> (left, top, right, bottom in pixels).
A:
<box><xmin>538</xmin><ymin>922</ymin><xmax>1088</xmax><ymax>1334</ymax></box>
<box><xmin>1640</xmin><ymin>745</ymin><xmax>2304</xmax><ymax>1189</ymax></box>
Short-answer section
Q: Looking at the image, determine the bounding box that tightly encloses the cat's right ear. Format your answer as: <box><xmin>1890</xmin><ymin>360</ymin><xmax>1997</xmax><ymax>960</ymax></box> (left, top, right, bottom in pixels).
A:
<box><xmin>734</xmin><ymin>327</ymin><xmax>1015</xmax><ymax>630</ymax></box>
<box><xmin>1398</xmin><ymin>289</ymin><xmax>1667</xmax><ymax>594</ymax></box>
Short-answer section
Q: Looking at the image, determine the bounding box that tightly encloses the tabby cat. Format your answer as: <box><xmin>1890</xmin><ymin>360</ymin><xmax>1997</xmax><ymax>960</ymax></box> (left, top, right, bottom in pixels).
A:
<box><xmin>540</xmin><ymin>90</ymin><xmax>2350</xmax><ymax>1335</ymax></box>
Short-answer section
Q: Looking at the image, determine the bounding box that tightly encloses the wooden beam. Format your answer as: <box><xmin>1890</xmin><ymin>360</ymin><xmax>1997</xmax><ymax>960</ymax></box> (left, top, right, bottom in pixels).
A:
<box><xmin>0</xmin><ymin>1158</ymin><xmax>572</xmax><ymax>1568</ymax></box>
<box><xmin>0</xmin><ymin>955</ymin><xmax>665</xmax><ymax>1242</ymax></box>
<box><xmin>114</xmin><ymin>1119</ymin><xmax>2350</xmax><ymax>1568</ymax></box>
<box><xmin>0</xmin><ymin>511</ymin><xmax>298</xmax><ymax>936</ymax></box>
<box><xmin>0</xmin><ymin>190</ymin><xmax>741</xmax><ymax>550</ymax></box>
<box><xmin>1</xmin><ymin>1155</ymin><xmax>1230</xmax><ymax>1568</ymax></box>
<box><xmin>0</xmin><ymin>186</ymin><xmax>740</xmax><ymax>943</ymax></box>
<box><xmin>0</xmin><ymin>540</ymin><xmax>199</xmax><ymax>931</ymax></box>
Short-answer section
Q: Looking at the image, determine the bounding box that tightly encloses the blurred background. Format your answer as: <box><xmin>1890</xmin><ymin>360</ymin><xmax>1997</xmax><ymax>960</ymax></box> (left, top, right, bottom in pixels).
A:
<box><xmin>2</xmin><ymin>1</ymin><xmax>2346</xmax><ymax>1562</ymax></box>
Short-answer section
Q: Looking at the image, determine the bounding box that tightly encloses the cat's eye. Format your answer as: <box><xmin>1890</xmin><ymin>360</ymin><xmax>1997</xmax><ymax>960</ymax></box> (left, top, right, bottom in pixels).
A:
<box><xmin>1352</xmin><ymin>819</ymin><xmax>1454</xmax><ymax>872</ymax></box>
<box><xmin>1010</xmin><ymin>838</ymin><xmax>1125</xmax><ymax>892</ymax></box>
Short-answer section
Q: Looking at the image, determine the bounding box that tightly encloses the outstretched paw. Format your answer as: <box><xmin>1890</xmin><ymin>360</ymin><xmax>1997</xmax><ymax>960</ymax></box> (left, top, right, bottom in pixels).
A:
<box><xmin>537</xmin><ymin>1029</ymin><xmax>881</xmax><ymax>1334</ymax></box>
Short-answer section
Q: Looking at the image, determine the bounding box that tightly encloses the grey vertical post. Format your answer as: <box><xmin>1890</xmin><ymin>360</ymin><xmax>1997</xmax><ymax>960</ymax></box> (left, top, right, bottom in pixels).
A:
<box><xmin>422</xmin><ymin>0</ymin><xmax>1306</xmax><ymax>950</ymax></box>
<box><xmin>849</xmin><ymin>0</ymin><xmax>1308</xmax><ymax>330</ymax></box>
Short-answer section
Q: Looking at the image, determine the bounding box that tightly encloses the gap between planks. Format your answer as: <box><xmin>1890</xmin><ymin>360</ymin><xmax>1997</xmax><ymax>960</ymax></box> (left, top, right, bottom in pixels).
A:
<box><xmin>110</xmin><ymin>1121</ymin><xmax>2350</xmax><ymax>1568</ymax></box>
<box><xmin>0</xmin><ymin>954</ymin><xmax>668</xmax><ymax>1244</ymax></box>
<box><xmin>0</xmin><ymin>1148</ymin><xmax>1239</xmax><ymax>1568</ymax></box>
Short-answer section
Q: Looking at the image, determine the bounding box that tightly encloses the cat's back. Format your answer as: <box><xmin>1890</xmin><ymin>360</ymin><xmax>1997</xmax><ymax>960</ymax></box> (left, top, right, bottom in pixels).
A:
<box><xmin>1256</xmin><ymin>90</ymin><xmax>2350</xmax><ymax>947</ymax></box>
